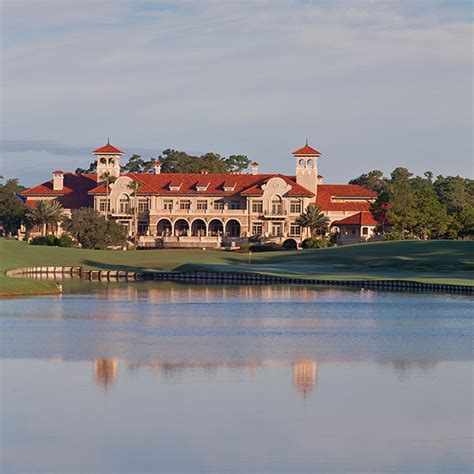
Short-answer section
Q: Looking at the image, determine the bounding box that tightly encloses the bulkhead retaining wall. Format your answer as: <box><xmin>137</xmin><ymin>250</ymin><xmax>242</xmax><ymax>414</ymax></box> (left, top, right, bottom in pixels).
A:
<box><xmin>5</xmin><ymin>266</ymin><xmax>473</xmax><ymax>295</ymax></box>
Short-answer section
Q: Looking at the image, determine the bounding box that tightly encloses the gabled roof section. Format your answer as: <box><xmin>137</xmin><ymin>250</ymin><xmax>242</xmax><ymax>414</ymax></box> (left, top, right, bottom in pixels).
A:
<box><xmin>195</xmin><ymin>180</ymin><xmax>210</xmax><ymax>191</ymax></box>
<box><xmin>240</xmin><ymin>174</ymin><xmax>314</xmax><ymax>197</ymax></box>
<box><xmin>168</xmin><ymin>178</ymin><xmax>183</xmax><ymax>191</ymax></box>
<box><xmin>292</xmin><ymin>143</ymin><xmax>321</xmax><ymax>156</ymax></box>
<box><xmin>93</xmin><ymin>142</ymin><xmax>124</xmax><ymax>155</ymax></box>
<box><xmin>332</xmin><ymin>211</ymin><xmax>378</xmax><ymax>226</ymax></box>
<box><xmin>316</xmin><ymin>184</ymin><xmax>376</xmax><ymax>212</ymax></box>
<box><xmin>22</xmin><ymin>173</ymin><xmax>98</xmax><ymax>209</ymax></box>
<box><xmin>222</xmin><ymin>178</ymin><xmax>237</xmax><ymax>192</ymax></box>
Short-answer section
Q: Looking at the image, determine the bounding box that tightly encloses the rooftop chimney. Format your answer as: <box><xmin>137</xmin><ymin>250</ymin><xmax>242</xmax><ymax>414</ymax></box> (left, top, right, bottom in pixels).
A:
<box><xmin>153</xmin><ymin>161</ymin><xmax>162</xmax><ymax>174</ymax></box>
<box><xmin>52</xmin><ymin>170</ymin><xmax>64</xmax><ymax>191</ymax></box>
<box><xmin>251</xmin><ymin>162</ymin><xmax>259</xmax><ymax>175</ymax></box>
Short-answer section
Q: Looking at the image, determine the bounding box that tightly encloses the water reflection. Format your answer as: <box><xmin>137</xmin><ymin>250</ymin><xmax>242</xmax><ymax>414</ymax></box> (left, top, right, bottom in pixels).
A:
<box><xmin>94</xmin><ymin>358</ymin><xmax>118</xmax><ymax>389</ymax></box>
<box><xmin>292</xmin><ymin>360</ymin><xmax>318</xmax><ymax>398</ymax></box>
<box><xmin>2</xmin><ymin>285</ymin><xmax>472</xmax><ymax>474</ymax></box>
<box><xmin>94</xmin><ymin>357</ymin><xmax>319</xmax><ymax>398</ymax></box>
<box><xmin>62</xmin><ymin>279</ymin><xmax>370</xmax><ymax>302</ymax></box>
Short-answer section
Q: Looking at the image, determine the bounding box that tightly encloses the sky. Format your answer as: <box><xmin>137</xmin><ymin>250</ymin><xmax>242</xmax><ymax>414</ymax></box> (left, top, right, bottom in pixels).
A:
<box><xmin>1</xmin><ymin>0</ymin><xmax>472</xmax><ymax>187</ymax></box>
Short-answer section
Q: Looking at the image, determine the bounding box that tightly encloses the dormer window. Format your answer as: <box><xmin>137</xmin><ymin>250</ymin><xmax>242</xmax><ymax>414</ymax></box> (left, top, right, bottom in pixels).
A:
<box><xmin>168</xmin><ymin>180</ymin><xmax>182</xmax><ymax>191</ymax></box>
<box><xmin>223</xmin><ymin>181</ymin><xmax>236</xmax><ymax>192</ymax></box>
<box><xmin>195</xmin><ymin>180</ymin><xmax>210</xmax><ymax>192</ymax></box>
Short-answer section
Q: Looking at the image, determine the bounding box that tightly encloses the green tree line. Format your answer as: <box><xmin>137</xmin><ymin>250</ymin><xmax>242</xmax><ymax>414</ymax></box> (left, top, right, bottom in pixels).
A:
<box><xmin>75</xmin><ymin>149</ymin><xmax>251</xmax><ymax>174</ymax></box>
<box><xmin>350</xmin><ymin>168</ymin><xmax>474</xmax><ymax>240</ymax></box>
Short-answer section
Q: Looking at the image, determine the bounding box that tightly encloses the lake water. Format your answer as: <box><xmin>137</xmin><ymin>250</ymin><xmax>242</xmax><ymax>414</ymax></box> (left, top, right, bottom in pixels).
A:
<box><xmin>1</xmin><ymin>283</ymin><xmax>473</xmax><ymax>473</ymax></box>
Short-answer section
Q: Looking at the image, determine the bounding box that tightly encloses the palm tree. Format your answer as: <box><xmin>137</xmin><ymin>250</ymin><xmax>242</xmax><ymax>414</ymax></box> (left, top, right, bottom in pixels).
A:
<box><xmin>100</xmin><ymin>171</ymin><xmax>116</xmax><ymax>220</ymax></box>
<box><xmin>127</xmin><ymin>180</ymin><xmax>141</xmax><ymax>244</ymax></box>
<box><xmin>296</xmin><ymin>204</ymin><xmax>330</xmax><ymax>237</ymax></box>
<box><xmin>27</xmin><ymin>200</ymin><xmax>65</xmax><ymax>236</ymax></box>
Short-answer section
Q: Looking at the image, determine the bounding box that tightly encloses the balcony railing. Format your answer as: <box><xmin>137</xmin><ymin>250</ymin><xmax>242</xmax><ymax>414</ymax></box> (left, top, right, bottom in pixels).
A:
<box><xmin>262</xmin><ymin>209</ymin><xmax>287</xmax><ymax>219</ymax></box>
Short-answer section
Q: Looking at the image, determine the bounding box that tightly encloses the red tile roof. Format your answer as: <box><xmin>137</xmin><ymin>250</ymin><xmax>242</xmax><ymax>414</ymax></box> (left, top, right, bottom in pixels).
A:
<box><xmin>22</xmin><ymin>171</ymin><xmax>376</xmax><ymax>214</ymax></box>
<box><xmin>25</xmin><ymin>199</ymin><xmax>38</xmax><ymax>208</ymax></box>
<box><xmin>89</xmin><ymin>173</ymin><xmax>315</xmax><ymax>197</ymax></box>
<box><xmin>240</xmin><ymin>174</ymin><xmax>314</xmax><ymax>197</ymax></box>
<box><xmin>52</xmin><ymin>170</ymin><xmax>63</xmax><ymax>174</ymax></box>
<box><xmin>332</xmin><ymin>211</ymin><xmax>378</xmax><ymax>226</ymax></box>
<box><xmin>22</xmin><ymin>173</ymin><xmax>99</xmax><ymax>209</ymax></box>
<box><xmin>292</xmin><ymin>144</ymin><xmax>321</xmax><ymax>156</ymax></box>
<box><xmin>195</xmin><ymin>180</ymin><xmax>210</xmax><ymax>189</ymax></box>
<box><xmin>316</xmin><ymin>184</ymin><xmax>376</xmax><ymax>212</ymax></box>
<box><xmin>93</xmin><ymin>143</ymin><xmax>124</xmax><ymax>154</ymax></box>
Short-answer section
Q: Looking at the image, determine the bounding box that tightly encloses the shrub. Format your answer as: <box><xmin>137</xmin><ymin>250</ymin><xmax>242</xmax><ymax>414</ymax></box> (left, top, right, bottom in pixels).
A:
<box><xmin>57</xmin><ymin>234</ymin><xmax>74</xmax><ymax>247</ymax></box>
<box><xmin>249</xmin><ymin>243</ymin><xmax>283</xmax><ymax>252</ymax></box>
<box><xmin>301</xmin><ymin>237</ymin><xmax>332</xmax><ymax>249</ymax></box>
<box><xmin>31</xmin><ymin>234</ymin><xmax>59</xmax><ymax>246</ymax></box>
<box><xmin>239</xmin><ymin>243</ymin><xmax>251</xmax><ymax>251</ymax></box>
<box><xmin>282</xmin><ymin>238</ymin><xmax>298</xmax><ymax>250</ymax></box>
<box><xmin>384</xmin><ymin>230</ymin><xmax>419</xmax><ymax>241</ymax></box>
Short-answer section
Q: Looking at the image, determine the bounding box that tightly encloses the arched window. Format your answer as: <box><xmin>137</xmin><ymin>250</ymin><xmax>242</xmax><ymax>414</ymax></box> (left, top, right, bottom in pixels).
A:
<box><xmin>298</xmin><ymin>159</ymin><xmax>306</xmax><ymax>168</ymax></box>
<box><xmin>119</xmin><ymin>194</ymin><xmax>130</xmax><ymax>213</ymax></box>
<box><xmin>271</xmin><ymin>195</ymin><xmax>283</xmax><ymax>215</ymax></box>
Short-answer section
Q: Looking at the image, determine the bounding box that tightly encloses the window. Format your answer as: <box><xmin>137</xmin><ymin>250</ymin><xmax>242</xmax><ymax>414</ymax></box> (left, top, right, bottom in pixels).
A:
<box><xmin>197</xmin><ymin>200</ymin><xmax>208</xmax><ymax>210</ymax></box>
<box><xmin>230</xmin><ymin>200</ymin><xmax>241</xmax><ymax>210</ymax></box>
<box><xmin>119</xmin><ymin>196</ymin><xmax>130</xmax><ymax>213</ymax></box>
<box><xmin>214</xmin><ymin>199</ymin><xmax>225</xmax><ymax>210</ymax></box>
<box><xmin>290</xmin><ymin>224</ymin><xmax>301</xmax><ymax>236</ymax></box>
<box><xmin>163</xmin><ymin>200</ymin><xmax>173</xmax><ymax>210</ymax></box>
<box><xmin>179</xmin><ymin>200</ymin><xmax>191</xmax><ymax>210</ymax></box>
<box><xmin>252</xmin><ymin>200</ymin><xmax>263</xmax><ymax>213</ymax></box>
<box><xmin>138</xmin><ymin>222</ymin><xmax>148</xmax><ymax>235</ymax></box>
<box><xmin>138</xmin><ymin>199</ymin><xmax>149</xmax><ymax>213</ymax></box>
<box><xmin>252</xmin><ymin>222</ymin><xmax>263</xmax><ymax>236</ymax></box>
<box><xmin>271</xmin><ymin>197</ymin><xmax>283</xmax><ymax>215</ymax></box>
<box><xmin>99</xmin><ymin>199</ymin><xmax>109</xmax><ymax>212</ymax></box>
<box><xmin>290</xmin><ymin>201</ymin><xmax>302</xmax><ymax>214</ymax></box>
<box><xmin>271</xmin><ymin>223</ymin><xmax>283</xmax><ymax>236</ymax></box>
<box><xmin>362</xmin><ymin>227</ymin><xmax>368</xmax><ymax>235</ymax></box>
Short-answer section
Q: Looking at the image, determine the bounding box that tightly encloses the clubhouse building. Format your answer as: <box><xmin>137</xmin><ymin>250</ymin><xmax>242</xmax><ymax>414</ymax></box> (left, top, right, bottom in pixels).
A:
<box><xmin>21</xmin><ymin>141</ymin><xmax>379</xmax><ymax>247</ymax></box>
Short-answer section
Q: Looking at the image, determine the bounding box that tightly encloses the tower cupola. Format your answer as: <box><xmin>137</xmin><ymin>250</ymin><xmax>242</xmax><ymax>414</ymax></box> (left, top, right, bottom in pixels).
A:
<box><xmin>93</xmin><ymin>140</ymin><xmax>124</xmax><ymax>179</ymax></box>
<box><xmin>292</xmin><ymin>140</ymin><xmax>321</xmax><ymax>195</ymax></box>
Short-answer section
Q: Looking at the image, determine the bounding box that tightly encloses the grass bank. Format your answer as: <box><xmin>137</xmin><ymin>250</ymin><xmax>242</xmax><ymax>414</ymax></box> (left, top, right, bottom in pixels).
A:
<box><xmin>0</xmin><ymin>239</ymin><xmax>473</xmax><ymax>296</ymax></box>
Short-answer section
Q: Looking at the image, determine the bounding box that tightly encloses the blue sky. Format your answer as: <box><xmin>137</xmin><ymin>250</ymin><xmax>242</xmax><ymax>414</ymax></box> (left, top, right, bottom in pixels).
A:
<box><xmin>1</xmin><ymin>0</ymin><xmax>472</xmax><ymax>186</ymax></box>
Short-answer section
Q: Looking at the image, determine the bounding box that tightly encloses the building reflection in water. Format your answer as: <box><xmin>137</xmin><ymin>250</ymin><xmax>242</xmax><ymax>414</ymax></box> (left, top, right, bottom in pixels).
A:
<box><xmin>94</xmin><ymin>359</ymin><xmax>118</xmax><ymax>390</ymax></box>
<box><xmin>292</xmin><ymin>360</ymin><xmax>318</xmax><ymax>399</ymax></box>
<box><xmin>82</xmin><ymin>281</ymin><xmax>349</xmax><ymax>304</ymax></box>
<box><xmin>93</xmin><ymin>358</ymin><xmax>318</xmax><ymax>398</ymax></box>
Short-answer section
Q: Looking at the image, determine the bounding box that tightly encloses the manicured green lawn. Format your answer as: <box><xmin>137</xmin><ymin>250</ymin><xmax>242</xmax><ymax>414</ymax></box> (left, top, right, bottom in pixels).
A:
<box><xmin>1</xmin><ymin>239</ymin><xmax>473</xmax><ymax>295</ymax></box>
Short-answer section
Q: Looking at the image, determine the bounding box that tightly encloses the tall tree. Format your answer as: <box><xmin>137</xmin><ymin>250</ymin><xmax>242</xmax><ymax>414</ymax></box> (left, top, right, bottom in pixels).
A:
<box><xmin>26</xmin><ymin>200</ymin><xmax>65</xmax><ymax>236</ymax></box>
<box><xmin>64</xmin><ymin>208</ymin><xmax>126</xmax><ymax>249</ymax></box>
<box><xmin>411</xmin><ymin>176</ymin><xmax>449</xmax><ymax>239</ymax></box>
<box><xmin>434</xmin><ymin>175</ymin><xmax>473</xmax><ymax>214</ymax></box>
<box><xmin>75</xmin><ymin>161</ymin><xmax>97</xmax><ymax>174</ymax></box>
<box><xmin>0</xmin><ymin>178</ymin><xmax>27</xmax><ymax>236</ymax></box>
<box><xmin>296</xmin><ymin>204</ymin><xmax>330</xmax><ymax>237</ymax></box>
<box><xmin>349</xmin><ymin>170</ymin><xmax>386</xmax><ymax>194</ymax></box>
<box><xmin>225</xmin><ymin>155</ymin><xmax>251</xmax><ymax>172</ymax></box>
